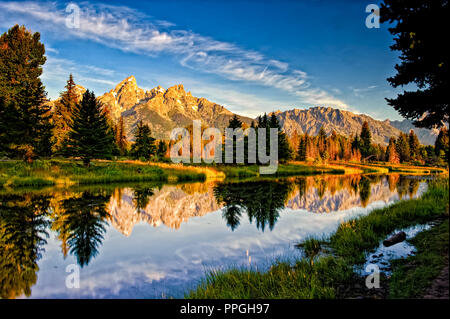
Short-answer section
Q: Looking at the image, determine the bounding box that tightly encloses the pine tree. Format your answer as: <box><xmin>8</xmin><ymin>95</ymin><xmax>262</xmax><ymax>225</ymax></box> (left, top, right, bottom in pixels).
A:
<box><xmin>228</xmin><ymin>114</ymin><xmax>243</xmax><ymax>129</ymax></box>
<box><xmin>435</xmin><ymin>127</ymin><xmax>449</xmax><ymax>164</ymax></box>
<box><xmin>360</xmin><ymin>121</ymin><xmax>373</xmax><ymax>159</ymax></box>
<box><xmin>0</xmin><ymin>25</ymin><xmax>52</xmax><ymax>161</ymax></box>
<box><xmin>408</xmin><ymin>129</ymin><xmax>421</xmax><ymax>161</ymax></box>
<box><xmin>395</xmin><ymin>133</ymin><xmax>411</xmax><ymax>163</ymax></box>
<box><xmin>386</xmin><ymin>137</ymin><xmax>400</xmax><ymax>163</ymax></box>
<box><xmin>351</xmin><ymin>134</ymin><xmax>361</xmax><ymax>151</ymax></box>
<box><xmin>381</xmin><ymin>0</ymin><xmax>449</xmax><ymax>128</ymax></box>
<box><xmin>130</xmin><ymin>120</ymin><xmax>156</xmax><ymax>160</ymax></box>
<box><xmin>53</xmin><ymin>74</ymin><xmax>78</xmax><ymax>154</ymax></box>
<box><xmin>156</xmin><ymin>140</ymin><xmax>168</xmax><ymax>159</ymax></box>
<box><xmin>115</xmin><ymin>116</ymin><xmax>128</xmax><ymax>156</ymax></box>
<box><xmin>269</xmin><ymin>113</ymin><xmax>292</xmax><ymax>162</ymax></box>
<box><xmin>297</xmin><ymin>135</ymin><xmax>307</xmax><ymax>161</ymax></box>
<box><xmin>68</xmin><ymin>90</ymin><xmax>115</xmax><ymax>166</ymax></box>
<box><xmin>317</xmin><ymin>126</ymin><xmax>327</xmax><ymax>157</ymax></box>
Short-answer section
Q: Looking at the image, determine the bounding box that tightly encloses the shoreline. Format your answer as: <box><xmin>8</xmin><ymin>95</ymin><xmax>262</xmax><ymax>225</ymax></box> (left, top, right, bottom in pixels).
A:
<box><xmin>186</xmin><ymin>178</ymin><xmax>449</xmax><ymax>299</ymax></box>
<box><xmin>1</xmin><ymin>159</ymin><xmax>446</xmax><ymax>190</ymax></box>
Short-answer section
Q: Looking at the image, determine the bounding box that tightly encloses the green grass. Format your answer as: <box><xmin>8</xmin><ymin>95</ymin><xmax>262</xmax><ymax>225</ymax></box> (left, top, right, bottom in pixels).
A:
<box><xmin>187</xmin><ymin>257</ymin><xmax>350</xmax><ymax>299</ymax></box>
<box><xmin>0</xmin><ymin>159</ymin><xmax>206</xmax><ymax>188</ymax></box>
<box><xmin>186</xmin><ymin>178</ymin><xmax>449</xmax><ymax>299</ymax></box>
<box><xmin>215</xmin><ymin>163</ymin><xmax>344</xmax><ymax>180</ymax></box>
<box><xmin>389</xmin><ymin>219</ymin><xmax>449</xmax><ymax>298</ymax></box>
<box><xmin>328</xmin><ymin>178</ymin><xmax>449</xmax><ymax>264</ymax></box>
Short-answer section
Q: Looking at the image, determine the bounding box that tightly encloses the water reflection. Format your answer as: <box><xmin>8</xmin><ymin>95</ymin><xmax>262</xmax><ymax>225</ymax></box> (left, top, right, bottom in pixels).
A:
<box><xmin>0</xmin><ymin>174</ymin><xmax>430</xmax><ymax>298</ymax></box>
<box><xmin>55</xmin><ymin>192</ymin><xmax>111</xmax><ymax>267</ymax></box>
<box><xmin>0</xmin><ymin>194</ymin><xmax>50</xmax><ymax>298</ymax></box>
<box><xmin>214</xmin><ymin>180</ymin><xmax>294</xmax><ymax>231</ymax></box>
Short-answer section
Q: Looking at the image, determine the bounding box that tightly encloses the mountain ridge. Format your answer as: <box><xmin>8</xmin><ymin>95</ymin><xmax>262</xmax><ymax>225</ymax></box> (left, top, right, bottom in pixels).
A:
<box><xmin>52</xmin><ymin>76</ymin><xmax>438</xmax><ymax>145</ymax></box>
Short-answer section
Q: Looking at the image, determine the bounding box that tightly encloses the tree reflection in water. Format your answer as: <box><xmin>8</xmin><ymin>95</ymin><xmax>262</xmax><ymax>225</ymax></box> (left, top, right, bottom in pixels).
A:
<box><xmin>214</xmin><ymin>180</ymin><xmax>293</xmax><ymax>231</ymax></box>
<box><xmin>132</xmin><ymin>187</ymin><xmax>155</xmax><ymax>212</ymax></box>
<box><xmin>0</xmin><ymin>194</ymin><xmax>50</xmax><ymax>299</ymax></box>
<box><xmin>57</xmin><ymin>191</ymin><xmax>111</xmax><ymax>267</ymax></box>
<box><xmin>0</xmin><ymin>174</ymin><xmax>427</xmax><ymax>298</ymax></box>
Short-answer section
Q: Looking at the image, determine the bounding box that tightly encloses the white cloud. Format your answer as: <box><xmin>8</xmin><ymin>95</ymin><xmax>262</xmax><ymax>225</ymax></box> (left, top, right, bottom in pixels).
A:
<box><xmin>0</xmin><ymin>1</ymin><xmax>348</xmax><ymax>108</ymax></box>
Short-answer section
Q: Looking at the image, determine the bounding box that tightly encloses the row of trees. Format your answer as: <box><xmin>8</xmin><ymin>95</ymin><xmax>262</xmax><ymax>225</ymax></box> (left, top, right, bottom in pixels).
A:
<box><xmin>0</xmin><ymin>25</ymin><xmax>168</xmax><ymax>165</ymax></box>
<box><xmin>290</xmin><ymin>121</ymin><xmax>448</xmax><ymax>166</ymax></box>
<box><xmin>1</xmin><ymin>24</ymin><xmax>447</xmax><ymax>167</ymax></box>
<box><xmin>223</xmin><ymin>113</ymin><xmax>293</xmax><ymax>164</ymax></box>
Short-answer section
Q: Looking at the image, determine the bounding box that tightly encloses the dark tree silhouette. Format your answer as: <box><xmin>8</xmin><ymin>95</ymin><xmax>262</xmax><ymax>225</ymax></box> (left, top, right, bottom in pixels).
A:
<box><xmin>0</xmin><ymin>194</ymin><xmax>50</xmax><ymax>298</ymax></box>
<box><xmin>381</xmin><ymin>0</ymin><xmax>449</xmax><ymax>128</ymax></box>
<box><xmin>213</xmin><ymin>180</ymin><xmax>292</xmax><ymax>231</ymax></box>
<box><xmin>132</xmin><ymin>187</ymin><xmax>155</xmax><ymax>211</ymax></box>
<box><xmin>434</xmin><ymin>127</ymin><xmax>449</xmax><ymax>163</ymax></box>
<box><xmin>60</xmin><ymin>192</ymin><xmax>110</xmax><ymax>267</ymax></box>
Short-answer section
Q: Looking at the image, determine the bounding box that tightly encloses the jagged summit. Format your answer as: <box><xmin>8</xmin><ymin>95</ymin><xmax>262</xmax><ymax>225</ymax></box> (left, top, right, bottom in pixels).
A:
<box><xmin>97</xmin><ymin>76</ymin><xmax>253</xmax><ymax>139</ymax></box>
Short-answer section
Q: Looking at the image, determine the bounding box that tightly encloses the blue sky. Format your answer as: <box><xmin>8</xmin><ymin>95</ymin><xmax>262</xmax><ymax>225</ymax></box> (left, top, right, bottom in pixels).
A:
<box><xmin>0</xmin><ymin>0</ymin><xmax>406</xmax><ymax>120</ymax></box>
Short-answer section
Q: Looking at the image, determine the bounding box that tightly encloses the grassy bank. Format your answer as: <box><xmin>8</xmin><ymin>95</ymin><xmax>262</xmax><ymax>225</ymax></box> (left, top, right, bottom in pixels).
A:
<box><xmin>0</xmin><ymin>160</ymin><xmax>347</xmax><ymax>189</ymax></box>
<box><xmin>216</xmin><ymin>163</ymin><xmax>345</xmax><ymax>179</ymax></box>
<box><xmin>186</xmin><ymin>178</ymin><xmax>449</xmax><ymax>299</ymax></box>
<box><xmin>389</xmin><ymin>219</ymin><xmax>449</xmax><ymax>298</ymax></box>
<box><xmin>0</xmin><ymin>159</ymin><xmax>209</xmax><ymax>188</ymax></box>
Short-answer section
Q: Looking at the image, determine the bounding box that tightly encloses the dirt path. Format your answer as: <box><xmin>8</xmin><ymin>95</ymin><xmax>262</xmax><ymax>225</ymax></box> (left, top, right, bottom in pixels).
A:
<box><xmin>423</xmin><ymin>260</ymin><xmax>449</xmax><ymax>299</ymax></box>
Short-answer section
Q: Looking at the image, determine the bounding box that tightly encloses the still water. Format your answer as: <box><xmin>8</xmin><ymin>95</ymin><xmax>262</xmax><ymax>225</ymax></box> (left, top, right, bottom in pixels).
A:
<box><xmin>0</xmin><ymin>174</ymin><xmax>429</xmax><ymax>298</ymax></box>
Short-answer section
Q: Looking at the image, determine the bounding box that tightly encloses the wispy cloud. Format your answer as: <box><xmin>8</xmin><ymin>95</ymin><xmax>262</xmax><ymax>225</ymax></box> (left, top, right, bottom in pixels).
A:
<box><xmin>351</xmin><ymin>85</ymin><xmax>378</xmax><ymax>98</ymax></box>
<box><xmin>0</xmin><ymin>1</ymin><xmax>348</xmax><ymax>108</ymax></box>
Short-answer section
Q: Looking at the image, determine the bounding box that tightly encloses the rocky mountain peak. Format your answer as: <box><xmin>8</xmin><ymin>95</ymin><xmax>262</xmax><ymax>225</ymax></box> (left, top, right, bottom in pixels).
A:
<box><xmin>164</xmin><ymin>84</ymin><xmax>186</xmax><ymax>97</ymax></box>
<box><xmin>98</xmin><ymin>75</ymin><xmax>146</xmax><ymax>119</ymax></box>
<box><xmin>114</xmin><ymin>75</ymin><xmax>137</xmax><ymax>93</ymax></box>
<box><xmin>96</xmin><ymin>78</ymin><xmax>253</xmax><ymax>139</ymax></box>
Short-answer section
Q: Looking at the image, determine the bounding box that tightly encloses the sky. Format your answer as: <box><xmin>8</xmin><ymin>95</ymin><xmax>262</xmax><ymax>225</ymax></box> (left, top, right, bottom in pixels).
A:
<box><xmin>0</xmin><ymin>0</ymin><xmax>407</xmax><ymax>120</ymax></box>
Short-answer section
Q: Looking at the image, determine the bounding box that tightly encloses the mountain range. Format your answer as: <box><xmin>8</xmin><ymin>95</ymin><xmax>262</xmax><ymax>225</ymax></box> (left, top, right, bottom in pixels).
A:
<box><xmin>53</xmin><ymin>76</ymin><xmax>440</xmax><ymax>145</ymax></box>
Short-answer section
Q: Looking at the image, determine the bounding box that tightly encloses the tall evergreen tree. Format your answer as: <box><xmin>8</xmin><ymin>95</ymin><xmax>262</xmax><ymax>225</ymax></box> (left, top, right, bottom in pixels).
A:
<box><xmin>52</xmin><ymin>74</ymin><xmax>79</xmax><ymax>154</ymax></box>
<box><xmin>0</xmin><ymin>25</ymin><xmax>52</xmax><ymax>160</ymax></box>
<box><xmin>130</xmin><ymin>120</ymin><xmax>156</xmax><ymax>160</ymax></box>
<box><xmin>386</xmin><ymin>137</ymin><xmax>400</xmax><ymax>163</ymax></box>
<box><xmin>395</xmin><ymin>132</ymin><xmax>411</xmax><ymax>163</ymax></box>
<box><xmin>269</xmin><ymin>113</ymin><xmax>292</xmax><ymax>162</ymax></box>
<box><xmin>434</xmin><ymin>127</ymin><xmax>449</xmax><ymax>164</ymax></box>
<box><xmin>380</xmin><ymin>0</ymin><xmax>449</xmax><ymax>128</ymax></box>
<box><xmin>359</xmin><ymin>121</ymin><xmax>373</xmax><ymax>159</ymax></box>
<box><xmin>351</xmin><ymin>134</ymin><xmax>361</xmax><ymax>151</ymax></box>
<box><xmin>408</xmin><ymin>129</ymin><xmax>421</xmax><ymax>161</ymax></box>
<box><xmin>317</xmin><ymin>126</ymin><xmax>327</xmax><ymax>157</ymax></box>
<box><xmin>115</xmin><ymin>116</ymin><xmax>128</xmax><ymax>156</ymax></box>
<box><xmin>68</xmin><ymin>90</ymin><xmax>114</xmax><ymax>166</ymax></box>
<box><xmin>297</xmin><ymin>135</ymin><xmax>307</xmax><ymax>161</ymax></box>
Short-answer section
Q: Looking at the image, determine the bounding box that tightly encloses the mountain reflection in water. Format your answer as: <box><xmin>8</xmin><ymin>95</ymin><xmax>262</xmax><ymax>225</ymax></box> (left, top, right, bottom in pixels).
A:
<box><xmin>0</xmin><ymin>174</ymin><xmax>428</xmax><ymax>298</ymax></box>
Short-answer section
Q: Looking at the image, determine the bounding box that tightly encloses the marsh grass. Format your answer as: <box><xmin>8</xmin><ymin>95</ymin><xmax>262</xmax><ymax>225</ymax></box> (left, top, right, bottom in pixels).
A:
<box><xmin>216</xmin><ymin>163</ymin><xmax>345</xmax><ymax>179</ymax></box>
<box><xmin>186</xmin><ymin>178</ymin><xmax>449</xmax><ymax>299</ymax></box>
<box><xmin>0</xmin><ymin>159</ymin><xmax>208</xmax><ymax>188</ymax></box>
